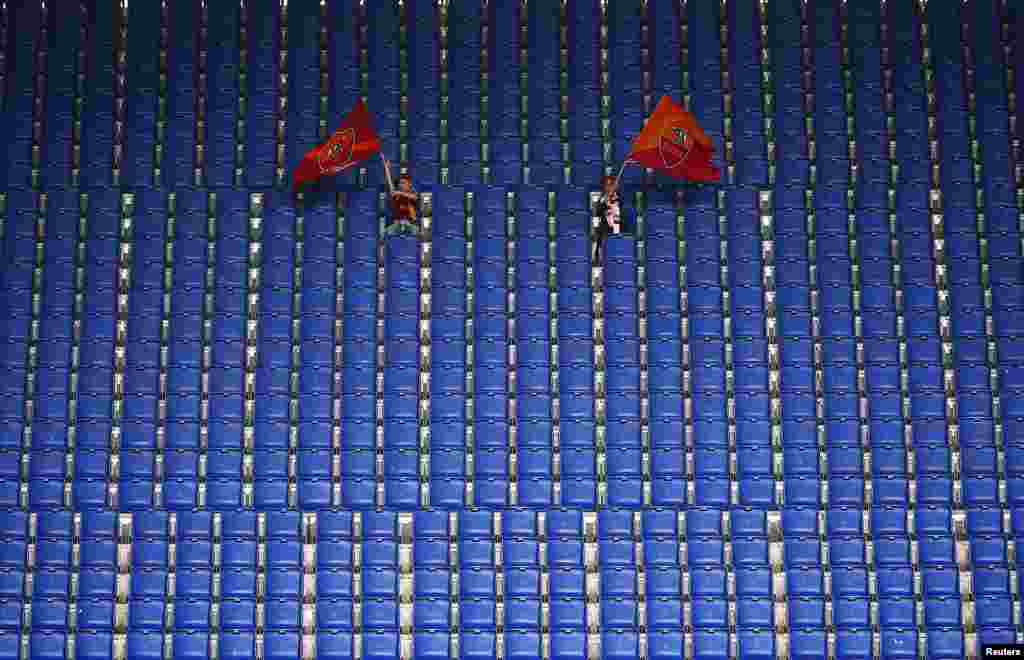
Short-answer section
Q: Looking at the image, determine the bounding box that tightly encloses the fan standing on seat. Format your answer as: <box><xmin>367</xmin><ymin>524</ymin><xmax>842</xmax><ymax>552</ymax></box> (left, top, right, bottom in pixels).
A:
<box><xmin>383</xmin><ymin>156</ymin><xmax>420</xmax><ymax>238</ymax></box>
<box><xmin>593</xmin><ymin>175</ymin><xmax>623</xmax><ymax>263</ymax></box>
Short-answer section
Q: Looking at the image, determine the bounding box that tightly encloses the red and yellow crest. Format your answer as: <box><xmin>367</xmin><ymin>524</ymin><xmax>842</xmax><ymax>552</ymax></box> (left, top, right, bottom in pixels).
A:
<box><xmin>317</xmin><ymin>127</ymin><xmax>357</xmax><ymax>175</ymax></box>
<box><xmin>658</xmin><ymin>125</ymin><xmax>693</xmax><ymax>169</ymax></box>
<box><xmin>294</xmin><ymin>100</ymin><xmax>381</xmax><ymax>189</ymax></box>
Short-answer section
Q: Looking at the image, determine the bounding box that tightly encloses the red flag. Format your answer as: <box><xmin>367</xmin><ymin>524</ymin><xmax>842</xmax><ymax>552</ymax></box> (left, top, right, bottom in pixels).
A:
<box><xmin>293</xmin><ymin>100</ymin><xmax>382</xmax><ymax>189</ymax></box>
<box><xmin>627</xmin><ymin>96</ymin><xmax>721</xmax><ymax>182</ymax></box>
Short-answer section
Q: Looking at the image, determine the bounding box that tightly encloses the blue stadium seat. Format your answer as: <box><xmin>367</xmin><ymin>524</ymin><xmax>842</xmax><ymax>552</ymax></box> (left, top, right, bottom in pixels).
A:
<box><xmin>0</xmin><ymin>0</ymin><xmax>1017</xmax><ymax>651</ymax></box>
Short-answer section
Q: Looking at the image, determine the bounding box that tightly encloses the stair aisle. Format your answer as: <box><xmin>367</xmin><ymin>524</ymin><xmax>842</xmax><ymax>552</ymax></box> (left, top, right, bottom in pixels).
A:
<box><xmin>142</xmin><ymin>192</ymin><xmax>173</xmax><ymax>509</ymax></box>
<box><xmin>416</xmin><ymin>192</ymin><xmax>433</xmax><ymax>508</ymax></box>
<box><xmin>501</xmin><ymin>189</ymin><xmax>529</xmax><ymax>506</ymax></box>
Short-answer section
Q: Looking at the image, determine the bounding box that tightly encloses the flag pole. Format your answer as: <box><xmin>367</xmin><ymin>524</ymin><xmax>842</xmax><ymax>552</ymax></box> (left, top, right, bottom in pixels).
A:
<box><xmin>613</xmin><ymin>159</ymin><xmax>631</xmax><ymax>189</ymax></box>
<box><xmin>381</xmin><ymin>153</ymin><xmax>394</xmax><ymax>192</ymax></box>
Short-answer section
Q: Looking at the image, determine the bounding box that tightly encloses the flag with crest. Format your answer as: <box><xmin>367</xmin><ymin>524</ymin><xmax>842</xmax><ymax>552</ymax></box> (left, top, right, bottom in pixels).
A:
<box><xmin>293</xmin><ymin>100</ymin><xmax>382</xmax><ymax>189</ymax></box>
<box><xmin>626</xmin><ymin>96</ymin><xmax>721</xmax><ymax>182</ymax></box>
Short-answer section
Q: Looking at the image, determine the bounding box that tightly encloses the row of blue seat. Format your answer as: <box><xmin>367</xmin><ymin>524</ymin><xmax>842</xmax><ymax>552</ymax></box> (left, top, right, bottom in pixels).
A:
<box><xmin>0</xmin><ymin>588</ymin><xmax>1005</xmax><ymax>631</ymax></box>
<box><xmin>9</xmin><ymin>440</ymin><xmax>1024</xmax><ymax>476</ymax></box>
<box><xmin>10</xmin><ymin>351</ymin><xmax>1015</xmax><ymax>383</ymax></box>
<box><xmin>0</xmin><ymin>479</ymin><xmax>1013</xmax><ymax>511</ymax></box>
<box><xmin>2</xmin><ymin>303</ymin><xmax>1019</xmax><ymax>337</ymax></box>
<box><xmin>1</xmin><ymin>411</ymin><xmax>997</xmax><ymax>444</ymax></box>
<box><xmin>5</xmin><ymin>506</ymin><xmax>1024</xmax><ymax>540</ymax></box>
<box><xmin>3</xmin><ymin>183</ymin><xmax>1016</xmax><ymax>220</ymax></box>
<box><xmin>0</xmin><ymin>251</ymin><xmax>1018</xmax><ymax>295</ymax></box>
<box><xmin>0</xmin><ymin>627</ymin><xmax>980</xmax><ymax>660</ymax></box>
<box><xmin>0</xmin><ymin>520</ymin><xmax>1013</xmax><ymax>569</ymax></box>
<box><xmin>36</xmin><ymin>443</ymin><xmax>970</xmax><ymax>471</ymax></box>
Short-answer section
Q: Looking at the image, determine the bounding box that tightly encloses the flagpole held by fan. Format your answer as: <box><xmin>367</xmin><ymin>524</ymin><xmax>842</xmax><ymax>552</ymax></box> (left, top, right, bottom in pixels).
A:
<box><xmin>382</xmin><ymin>153</ymin><xmax>394</xmax><ymax>191</ymax></box>
<box><xmin>613</xmin><ymin>159</ymin><xmax>632</xmax><ymax>189</ymax></box>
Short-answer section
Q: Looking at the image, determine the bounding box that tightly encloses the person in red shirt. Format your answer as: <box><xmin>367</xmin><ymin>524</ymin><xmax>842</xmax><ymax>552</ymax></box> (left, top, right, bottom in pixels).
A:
<box><xmin>383</xmin><ymin>157</ymin><xmax>419</xmax><ymax>238</ymax></box>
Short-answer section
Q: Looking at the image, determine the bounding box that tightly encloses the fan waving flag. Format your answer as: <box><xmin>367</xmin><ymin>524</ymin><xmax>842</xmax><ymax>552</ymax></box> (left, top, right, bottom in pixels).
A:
<box><xmin>627</xmin><ymin>96</ymin><xmax>721</xmax><ymax>182</ymax></box>
<box><xmin>293</xmin><ymin>100</ymin><xmax>382</xmax><ymax>189</ymax></box>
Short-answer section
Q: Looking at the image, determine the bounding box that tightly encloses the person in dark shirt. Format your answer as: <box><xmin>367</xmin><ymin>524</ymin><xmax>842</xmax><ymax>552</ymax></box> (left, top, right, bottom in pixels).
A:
<box><xmin>383</xmin><ymin>157</ymin><xmax>419</xmax><ymax>238</ymax></box>
<box><xmin>592</xmin><ymin>175</ymin><xmax>622</xmax><ymax>263</ymax></box>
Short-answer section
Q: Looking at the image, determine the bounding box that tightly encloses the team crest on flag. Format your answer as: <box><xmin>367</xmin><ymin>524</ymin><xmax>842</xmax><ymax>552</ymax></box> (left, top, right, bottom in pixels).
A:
<box><xmin>626</xmin><ymin>96</ymin><xmax>721</xmax><ymax>183</ymax></box>
<box><xmin>318</xmin><ymin>127</ymin><xmax>357</xmax><ymax>175</ymax></box>
<box><xmin>658</xmin><ymin>125</ymin><xmax>693</xmax><ymax>169</ymax></box>
<box><xmin>293</xmin><ymin>100</ymin><xmax>381</xmax><ymax>189</ymax></box>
